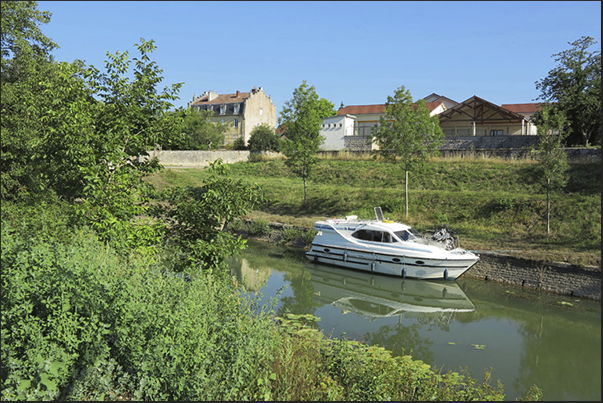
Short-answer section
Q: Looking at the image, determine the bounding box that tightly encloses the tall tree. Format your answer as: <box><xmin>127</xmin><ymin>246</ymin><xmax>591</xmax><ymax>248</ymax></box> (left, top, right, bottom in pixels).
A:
<box><xmin>1</xmin><ymin>0</ymin><xmax>57</xmax><ymax>70</ymax></box>
<box><xmin>316</xmin><ymin>97</ymin><xmax>337</xmax><ymax>118</ymax></box>
<box><xmin>371</xmin><ymin>86</ymin><xmax>444</xmax><ymax>218</ymax></box>
<box><xmin>278</xmin><ymin>81</ymin><xmax>325</xmax><ymax>202</ymax></box>
<box><xmin>531</xmin><ymin>106</ymin><xmax>570</xmax><ymax>235</ymax></box>
<box><xmin>535</xmin><ymin>36</ymin><xmax>601</xmax><ymax>146</ymax></box>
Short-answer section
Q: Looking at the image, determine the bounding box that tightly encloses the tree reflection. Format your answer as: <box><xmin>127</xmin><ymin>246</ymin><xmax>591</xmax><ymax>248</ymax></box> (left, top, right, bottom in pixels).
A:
<box><xmin>362</xmin><ymin>318</ymin><xmax>435</xmax><ymax>363</ymax></box>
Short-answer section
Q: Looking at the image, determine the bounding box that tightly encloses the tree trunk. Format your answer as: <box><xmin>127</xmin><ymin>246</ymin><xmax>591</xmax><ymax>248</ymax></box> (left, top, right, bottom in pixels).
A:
<box><xmin>303</xmin><ymin>176</ymin><xmax>307</xmax><ymax>202</ymax></box>
<box><xmin>405</xmin><ymin>170</ymin><xmax>409</xmax><ymax>219</ymax></box>
<box><xmin>546</xmin><ymin>178</ymin><xmax>551</xmax><ymax>235</ymax></box>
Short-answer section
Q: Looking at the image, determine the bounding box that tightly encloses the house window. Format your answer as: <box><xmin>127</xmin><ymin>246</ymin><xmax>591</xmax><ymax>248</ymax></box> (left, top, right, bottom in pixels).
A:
<box><xmin>260</xmin><ymin>108</ymin><xmax>263</xmax><ymax>116</ymax></box>
<box><xmin>358</xmin><ymin>122</ymin><xmax>373</xmax><ymax>136</ymax></box>
<box><xmin>234</xmin><ymin>104</ymin><xmax>240</xmax><ymax>114</ymax></box>
<box><xmin>490</xmin><ymin>129</ymin><xmax>503</xmax><ymax>136</ymax></box>
<box><xmin>220</xmin><ymin>105</ymin><xmax>226</xmax><ymax>115</ymax></box>
<box><xmin>234</xmin><ymin>119</ymin><xmax>238</xmax><ymax>128</ymax></box>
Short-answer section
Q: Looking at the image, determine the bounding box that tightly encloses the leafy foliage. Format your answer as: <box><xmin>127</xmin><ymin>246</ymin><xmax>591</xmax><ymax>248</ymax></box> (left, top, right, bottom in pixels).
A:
<box><xmin>278</xmin><ymin>81</ymin><xmax>326</xmax><ymax>201</ymax></box>
<box><xmin>531</xmin><ymin>106</ymin><xmax>570</xmax><ymax>234</ymax></box>
<box><xmin>248</xmin><ymin>122</ymin><xmax>280</xmax><ymax>151</ymax></box>
<box><xmin>155</xmin><ymin>159</ymin><xmax>266</xmax><ymax>272</ymax></box>
<box><xmin>1</xmin><ymin>0</ymin><xmax>57</xmax><ymax>67</ymax></box>
<box><xmin>535</xmin><ymin>36</ymin><xmax>601</xmax><ymax>146</ymax></box>
<box><xmin>161</xmin><ymin>108</ymin><xmax>227</xmax><ymax>150</ymax></box>
<box><xmin>372</xmin><ymin>85</ymin><xmax>444</xmax><ymax>217</ymax></box>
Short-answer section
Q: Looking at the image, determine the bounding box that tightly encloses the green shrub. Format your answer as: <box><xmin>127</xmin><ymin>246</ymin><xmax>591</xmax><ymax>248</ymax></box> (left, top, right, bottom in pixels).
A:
<box><xmin>281</xmin><ymin>226</ymin><xmax>302</xmax><ymax>243</ymax></box>
<box><xmin>303</xmin><ymin>228</ymin><xmax>318</xmax><ymax>246</ymax></box>
<box><xmin>246</xmin><ymin>218</ymin><xmax>271</xmax><ymax>236</ymax></box>
<box><xmin>227</xmin><ymin>217</ymin><xmax>247</xmax><ymax>232</ymax></box>
<box><xmin>1</xmin><ymin>211</ymin><xmax>277</xmax><ymax>401</ymax></box>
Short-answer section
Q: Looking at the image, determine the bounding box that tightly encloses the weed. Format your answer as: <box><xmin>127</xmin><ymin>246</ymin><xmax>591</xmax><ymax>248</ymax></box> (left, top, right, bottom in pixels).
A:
<box><xmin>246</xmin><ymin>218</ymin><xmax>272</xmax><ymax>236</ymax></box>
<box><xmin>281</xmin><ymin>226</ymin><xmax>302</xmax><ymax>243</ymax></box>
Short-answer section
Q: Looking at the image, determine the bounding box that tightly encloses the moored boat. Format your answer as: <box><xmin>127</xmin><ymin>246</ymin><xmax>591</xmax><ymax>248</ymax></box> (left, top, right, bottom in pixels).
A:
<box><xmin>305</xmin><ymin>207</ymin><xmax>479</xmax><ymax>280</ymax></box>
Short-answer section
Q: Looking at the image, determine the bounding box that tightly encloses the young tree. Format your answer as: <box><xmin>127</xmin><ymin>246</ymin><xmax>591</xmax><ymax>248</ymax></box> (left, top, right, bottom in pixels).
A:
<box><xmin>157</xmin><ymin>159</ymin><xmax>266</xmax><ymax>273</ymax></box>
<box><xmin>278</xmin><ymin>81</ymin><xmax>325</xmax><ymax>202</ymax></box>
<box><xmin>247</xmin><ymin>122</ymin><xmax>280</xmax><ymax>151</ymax></box>
<box><xmin>531</xmin><ymin>106</ymin><xmax>570</xmax><ymax>235</ymax></box>
<box><xmin>371</xmin><ymin>85</ymin><xmax>444</xmax><ymax>218</ymax></box>
<box><xmin>535</xmin><ymin>36</ymin><xmax>601</xmax><ymax>146</ymax></box>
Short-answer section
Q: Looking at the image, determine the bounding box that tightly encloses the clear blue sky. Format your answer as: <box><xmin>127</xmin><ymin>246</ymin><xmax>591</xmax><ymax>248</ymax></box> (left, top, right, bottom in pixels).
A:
<box><xmin>37</xmin><ymin>1</ymin><xmax>601</xmax><ymax>114</ymax></box>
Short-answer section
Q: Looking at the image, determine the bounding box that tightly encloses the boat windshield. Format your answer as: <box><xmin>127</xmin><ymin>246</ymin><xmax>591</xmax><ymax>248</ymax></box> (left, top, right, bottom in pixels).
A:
<box><xmin>394</xmin><ymin>227</ymin><xmax>423</xmax><ymax>242</ymax></box>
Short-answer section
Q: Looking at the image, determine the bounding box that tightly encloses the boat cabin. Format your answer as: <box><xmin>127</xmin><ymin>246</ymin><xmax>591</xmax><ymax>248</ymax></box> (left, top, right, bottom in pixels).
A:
<box><xmin>350</xmin><ymin>225</ymin><xmax>424</xmax><ymax>244</ymax></box>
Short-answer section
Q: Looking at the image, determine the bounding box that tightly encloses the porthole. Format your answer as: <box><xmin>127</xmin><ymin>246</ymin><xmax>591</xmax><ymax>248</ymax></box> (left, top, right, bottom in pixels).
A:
<box><xmin>415</xmin><ymin>260</ymin><xmax>425</xmax><ymax>265</ymax></box>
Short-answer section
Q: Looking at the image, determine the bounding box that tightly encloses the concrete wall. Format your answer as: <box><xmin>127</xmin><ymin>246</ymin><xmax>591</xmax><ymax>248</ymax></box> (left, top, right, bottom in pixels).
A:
<box><xmin>147</xmin><ymin>150</ymin><xmax>280</xmax><ymax>167</ymax></box>
<box><xmin>148</xmin><ymin>144</ymin><xmax>599</xmax><ymax>167</ymax></box>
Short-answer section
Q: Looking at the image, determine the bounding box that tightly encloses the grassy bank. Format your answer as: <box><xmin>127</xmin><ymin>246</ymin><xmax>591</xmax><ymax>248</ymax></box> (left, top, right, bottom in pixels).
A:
<box><xmin>148</xmin><ymin>155</ymin><xmax>601</xmax><ymax>268</ymax></box>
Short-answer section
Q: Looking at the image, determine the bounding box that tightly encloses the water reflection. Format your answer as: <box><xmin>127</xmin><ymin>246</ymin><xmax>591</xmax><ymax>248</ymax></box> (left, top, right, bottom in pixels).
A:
<box><xmin>228</xmin><ymin>241</ymin><xmax>601</xmax><ymax>401</ymax></box>
<box><xmin>306</xmin><ymin>263</ymin><xmax>475</xmax><ymax>318</ymax></box>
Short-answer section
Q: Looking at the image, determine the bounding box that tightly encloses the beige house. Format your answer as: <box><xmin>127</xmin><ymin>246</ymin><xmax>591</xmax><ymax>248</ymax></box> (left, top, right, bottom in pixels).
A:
<box><xmin>188</xmin><ymin>86</ymin><xmax>276</xmax><ymax>146</ymax></box>
<box><xmin>438</xmin><ymin>96</ymin><xmax>538</xmax><ymax>136</ymax></box>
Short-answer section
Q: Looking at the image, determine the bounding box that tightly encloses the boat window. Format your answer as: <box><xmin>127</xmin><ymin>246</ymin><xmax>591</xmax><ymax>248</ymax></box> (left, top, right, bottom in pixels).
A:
<box><xmin>394</xmin><ymin>228</ymin><xmax>423</xmax><ymax>242</ymax></box>
<box><xmin>352</xmin><ymin>230</ymin><xmax>393</xmax><ymax>243</ymax></box>
<box><xmin>352</xmin><ymin>229</ymin><xmax>372</xmax><ymax>241</ymax></box>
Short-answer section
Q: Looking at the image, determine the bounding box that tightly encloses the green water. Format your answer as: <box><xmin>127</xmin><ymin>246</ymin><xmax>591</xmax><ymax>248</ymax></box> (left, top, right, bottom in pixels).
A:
<box><xmin>228</xmin><ymin>240</ymin><xmax>601</xmax><ymax>401</ymax></box>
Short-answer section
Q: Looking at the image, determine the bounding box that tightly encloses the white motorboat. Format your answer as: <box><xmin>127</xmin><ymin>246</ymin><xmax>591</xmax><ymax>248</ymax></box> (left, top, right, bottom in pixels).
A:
<box><xmin>306</xmin><ymin>207</ymin><xmax>480</xmax><ymax>280</ymax></box>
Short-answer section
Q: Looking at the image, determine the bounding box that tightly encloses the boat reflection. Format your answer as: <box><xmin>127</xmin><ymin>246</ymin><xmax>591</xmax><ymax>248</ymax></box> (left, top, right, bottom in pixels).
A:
<box><xmin>307</xmin><ymin>262</ymin><xmax>475</xmax><ymax>318</ymax></box>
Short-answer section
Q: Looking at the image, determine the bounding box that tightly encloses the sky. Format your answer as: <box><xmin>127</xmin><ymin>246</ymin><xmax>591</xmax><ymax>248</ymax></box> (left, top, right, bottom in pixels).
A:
<box><xmin>37</xmin><ymin>1</ymin><xmax>601</xmax><ymax>115</ymax></box>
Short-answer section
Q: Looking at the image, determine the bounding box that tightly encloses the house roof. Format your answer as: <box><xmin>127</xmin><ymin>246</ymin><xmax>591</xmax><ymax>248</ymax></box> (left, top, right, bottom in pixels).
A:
<box><xmin>190</xmin><ymin>92</ymin><xmax>249</xmax><ymax>105</ymax></box>
<box><xmin>438</xmin><ymin>96</ymin><xmax>529</xmax><ymax>123</ymax></box>
<box><xmin>500</xmin><ymin>103</ymin><xmax>542</xmax><ymax>114</ymax></box>
<box><xmin>422</xmin><ymin>93</ymin><xmax>459</xmax><ymax>105</ymax></box>
<box><xmin>337</xmin><ymin>102</ymin><xmax>444</xmax><ymax>116</ymax></box>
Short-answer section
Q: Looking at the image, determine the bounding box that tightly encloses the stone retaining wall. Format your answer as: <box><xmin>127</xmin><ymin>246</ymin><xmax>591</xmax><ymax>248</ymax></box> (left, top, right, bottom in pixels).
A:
<box><xmin>463</xmin><ymin>253</ymin><xmax>601</xmax><ymax>301</ymax></box>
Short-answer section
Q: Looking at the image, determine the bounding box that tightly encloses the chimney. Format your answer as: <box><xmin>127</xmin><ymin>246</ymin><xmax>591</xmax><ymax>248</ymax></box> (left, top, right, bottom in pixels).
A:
<box><xmin>208</xmin><ymin>90</ymin><xmax>218</xmax><ymax>101</ymax></box>
<box><xmin>236</xmin><ymin>90</ymin><xmax>240</xmax><ymax>97</ymax></box>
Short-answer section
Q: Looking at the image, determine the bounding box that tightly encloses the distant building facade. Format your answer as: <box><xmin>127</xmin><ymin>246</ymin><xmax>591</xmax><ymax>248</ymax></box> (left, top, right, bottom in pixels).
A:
<box><xmin>320</xmin><ymin>101</ymin><xmax>446</xmax><ymax>151</ymax></box>
<box><xmin>318</xmin><ymin>94</ymin><xmax>540</xmax><ymax>151</ymax></box>
<box><xmin>188</xmin><ymin>86</ymin><xmax>276</xmax><ymax>146</ymax></box>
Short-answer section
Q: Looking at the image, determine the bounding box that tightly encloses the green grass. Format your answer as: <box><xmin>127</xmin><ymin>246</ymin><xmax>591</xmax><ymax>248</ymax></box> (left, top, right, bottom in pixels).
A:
<box><xmin>147</xmin><ymin>157</ymin><xmax>601</xmax><ymax>267</ymax></box>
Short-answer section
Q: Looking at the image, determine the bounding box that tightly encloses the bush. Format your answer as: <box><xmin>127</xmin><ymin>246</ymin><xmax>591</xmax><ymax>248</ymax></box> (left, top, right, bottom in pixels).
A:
<box><xmin>246</xmin><ymin>218</ymin><xmax>272</xmax><ymax>236</ymax></box>
<box><xmin>1</xmin><ymin>210</ymin><xmax>277</xmax><ymax>401</ymax></box>
<box><xmin>303</xmin><ymin>228</ymin><xmax>318</xmax><ymax>246</ymax></box>
<box><xmin>281</xmin><ymin>226</ymin><xmax>302</xmax><ymax>243</ymax></box>
<box><xmin>248</xmin><ymin>122</ymin><xmax>280</xmax><ymax>152</ymax></box>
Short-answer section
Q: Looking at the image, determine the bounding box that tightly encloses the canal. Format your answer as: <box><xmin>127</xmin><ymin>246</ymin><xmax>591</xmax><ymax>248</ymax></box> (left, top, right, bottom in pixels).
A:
<box><xmin>228</xmin><ymin>240</ymin><xmax>601</xmax><ymax>401</ymax></box>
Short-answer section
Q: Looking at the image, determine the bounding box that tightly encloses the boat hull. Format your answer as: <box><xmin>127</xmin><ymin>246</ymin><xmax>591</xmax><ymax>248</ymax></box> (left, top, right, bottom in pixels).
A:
<box><xmin>306</xmin><ymin>242</ymin><xmax>479</xmax><ymax>280</ymax></box>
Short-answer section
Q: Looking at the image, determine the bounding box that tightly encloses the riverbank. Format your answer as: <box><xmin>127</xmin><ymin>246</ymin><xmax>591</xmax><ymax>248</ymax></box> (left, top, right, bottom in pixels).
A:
<box><xmin>231</xmin><ymin>219</ymin><xmax>601</xmax><ymax>301</ymax></box>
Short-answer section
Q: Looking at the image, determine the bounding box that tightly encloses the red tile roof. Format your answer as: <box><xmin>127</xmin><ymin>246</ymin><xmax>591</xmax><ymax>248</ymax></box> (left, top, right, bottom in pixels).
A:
<box><xmin>191</xmin><ymin>92</ymin><xmax>250</xmax><ymax>105</ymax></box>
<box><xmin>338</xmin><ymin>102</ymin><xmax>443</xmax><ymax>116</ymax></box>
<box><xmin>500</xmin><ymin>103</ymin><xmax>542</xmax><ymax>114</ymax></box>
